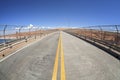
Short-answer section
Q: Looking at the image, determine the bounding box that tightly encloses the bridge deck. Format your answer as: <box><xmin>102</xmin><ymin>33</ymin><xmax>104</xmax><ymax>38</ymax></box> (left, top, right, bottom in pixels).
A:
<box><xmin>0</xmin><ymin>31</ymin><xmax>120</xmax><ymax>80</ymax></box>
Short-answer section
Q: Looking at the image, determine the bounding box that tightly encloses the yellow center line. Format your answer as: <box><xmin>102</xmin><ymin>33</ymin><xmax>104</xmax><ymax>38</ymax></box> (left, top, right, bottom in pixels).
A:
<box><xmin>52</xmin><ymin>32</ymin><xmax>60</xmax><ymax>80</ymax></box>
<box><xmin>60</xmin><ymin>32</ymin><xmax>66</xmax><ymax>80</ymax></box>
<box><xmin>52</xmin><ymin>32</ymin><xmax>66</xmax><ymax>80</ymax></box>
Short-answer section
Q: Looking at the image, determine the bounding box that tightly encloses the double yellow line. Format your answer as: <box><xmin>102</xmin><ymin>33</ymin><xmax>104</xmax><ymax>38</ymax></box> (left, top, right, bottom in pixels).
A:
<box><xmin>52</xmin><ymin>32</ymin><xmax>66</xmax><ymax>80</ymax></box>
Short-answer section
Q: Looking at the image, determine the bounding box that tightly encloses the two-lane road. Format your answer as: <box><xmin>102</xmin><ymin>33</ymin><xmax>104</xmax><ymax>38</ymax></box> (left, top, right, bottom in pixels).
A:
<box><xmin>0</xmin><ymin>31</ymin><xmax>120</xmax><ymax>80</ymax></box>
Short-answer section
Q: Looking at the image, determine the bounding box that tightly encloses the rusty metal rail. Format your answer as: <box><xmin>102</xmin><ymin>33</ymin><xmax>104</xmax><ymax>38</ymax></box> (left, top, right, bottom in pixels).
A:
<box><xmin>0</xmin><ymin>25</ymin><xmax>56</xmax><ymax>50</ymax></box>
<box><xmin>64</xmin><ymin>25</ymin><xmax>120</xmax><ymax>53</ymax></box>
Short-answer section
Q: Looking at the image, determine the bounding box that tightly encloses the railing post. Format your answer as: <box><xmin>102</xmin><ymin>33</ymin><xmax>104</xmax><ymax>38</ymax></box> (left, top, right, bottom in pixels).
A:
<box><xmin>3</xmin><ymin>25</ymin><xmax>7</xmax><ymax>45</ymax></box>
<box><xmin>35</xmin><ymin>27</ymin><xmax>38</xmax><ymax>39</ymax></box>
<box><xmin>115</xmin><ymin>25</ymin><xmax>119</xmax><ymax>45</ymax></box>
<box><xmin>19</xmin><ymin>26</ymin><xmax>23</xmax><ymax>39</ymax></box>
<box><xmin>28</xmin><ymin>26</ymin><xmax>31</xmax><ymax>38</ymax></box>
<box><xmin>84</xmin><ymin>28</ymin><xmax>87</xmax><ymax>40</ymax></box>
<box><xmin>29</xmin><ymin>28</ymin><xmax>31</xmax><ymax>38</ymax></box>
<box><xmin>39</xmin><ymin>28</ymin><xmax>42</xmax><ymax>37</ymax></box>
<box><xmin>90</xmin><ymin>27</ymin><xmax>93</xmax><ymax>40</ymax></box>
<box><xmin>99</xmin><ymin>26</ymin><xmax>103</xmax><ymax>40</ymax></box>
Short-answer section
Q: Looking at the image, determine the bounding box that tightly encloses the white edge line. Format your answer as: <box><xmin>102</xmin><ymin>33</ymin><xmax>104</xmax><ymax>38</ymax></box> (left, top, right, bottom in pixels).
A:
<box><xmin>0</xmin><ymin>32</ymin><xmax>56</xmax><ymax>62</ymax></box>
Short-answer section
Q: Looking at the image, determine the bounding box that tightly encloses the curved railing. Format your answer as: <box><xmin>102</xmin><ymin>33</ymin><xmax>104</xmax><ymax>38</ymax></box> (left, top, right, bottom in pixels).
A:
<box><xmin>64</xmin><ymin>25</ymin><xmax>120</xmax><ymax>52</ymax></box>
<box><xmin>0</xmin><ymin>25</ymin><xmax>56</xmax><ymax>49</ymax></box>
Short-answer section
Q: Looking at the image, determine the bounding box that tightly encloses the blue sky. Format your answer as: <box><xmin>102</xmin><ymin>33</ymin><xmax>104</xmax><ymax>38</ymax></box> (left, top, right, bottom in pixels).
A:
<box><xmin>0</xmin><ymin>0</ymin><xmax>120</xmax><ymax>27</ymax></box>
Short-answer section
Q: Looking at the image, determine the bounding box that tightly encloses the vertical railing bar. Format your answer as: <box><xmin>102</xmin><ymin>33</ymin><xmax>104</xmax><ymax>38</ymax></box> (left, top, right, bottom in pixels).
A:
<box><xmin>115</xmin><ymin>25</ymin><xmax>119</xmax><ymax>45</ymax></box>
<box><xmin>3</xmin><ymin>25</ymin><xmax>7</xmax><ymax>45</ymax></box>
<box><xmin>19</xmin><ymin>26</ymin><xmax>23</xmax><ymax>39</ymax></box>
<box><xmin>99</xmin><ymin>26</ymin><xmax>103</xmax><ymax>40</ymax></box>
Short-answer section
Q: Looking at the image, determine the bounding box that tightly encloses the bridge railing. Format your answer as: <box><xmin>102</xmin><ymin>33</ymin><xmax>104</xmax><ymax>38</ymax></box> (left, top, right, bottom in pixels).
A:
<box><xmin>65</xmin><ymin>25</ymin><xmax>120</xmax><ymax>52</ymax></box>
<box><xmin>0</xmin><ymin>25</ymin><xmax>54</xmax><ymax>49</ymax></box>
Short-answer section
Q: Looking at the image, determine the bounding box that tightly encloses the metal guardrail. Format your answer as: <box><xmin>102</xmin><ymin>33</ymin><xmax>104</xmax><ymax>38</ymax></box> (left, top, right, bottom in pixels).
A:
<box><xmin>0</xmin><ymin>25</ymin><xmax>33</xmax><ymax>45</ymax></box>
<box><xmin>0</xmin><ymin>25</ymin><xmax>58</xmax><ymax>57</ymax></box>
<box><xmin>0</xmin><ymin>25</ymin><xmax>56</xmax><ymax>49</ymax></box>
<box><xmin>65</xmin><ymin>25</ymin><xmax>120</xmax><ymax>52</ymax></box>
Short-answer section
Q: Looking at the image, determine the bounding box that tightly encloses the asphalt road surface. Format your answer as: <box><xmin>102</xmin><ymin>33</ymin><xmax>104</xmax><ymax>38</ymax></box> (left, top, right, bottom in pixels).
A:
<box><xmin>0</xmin><ymin>31</ymin><xmax>120</xmax><ymax>80</ymax></box>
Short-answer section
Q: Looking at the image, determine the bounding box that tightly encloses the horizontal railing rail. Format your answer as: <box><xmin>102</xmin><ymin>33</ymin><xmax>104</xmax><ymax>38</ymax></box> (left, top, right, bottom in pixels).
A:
<box><xmin>64</xmin><ymin>25</ymin><xmax>120</xmax><ymax>52</ymax></box>
<box><xmin>0</xmin><ymin>25</ymin><xmax>57</xmax><ymax>50</ymax></box>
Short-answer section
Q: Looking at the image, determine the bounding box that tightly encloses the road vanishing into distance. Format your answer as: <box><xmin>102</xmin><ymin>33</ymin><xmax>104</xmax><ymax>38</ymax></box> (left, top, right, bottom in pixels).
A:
<box><xmin>0</xmin><ymin>31</ymin><xmax>120</xmax><ymax>80</ymax></box>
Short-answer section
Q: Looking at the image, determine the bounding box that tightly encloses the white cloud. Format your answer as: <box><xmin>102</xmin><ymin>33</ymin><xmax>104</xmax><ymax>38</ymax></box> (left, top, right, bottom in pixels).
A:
<box><xmin>15</xmin><ymin>27</ymin><xmax>20</xmax><ymax>30</ymax></box>
<box><xmin>30</xmin><ymin>24</ymin><xmax>33</xmax><ymax>27</ymax></box>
